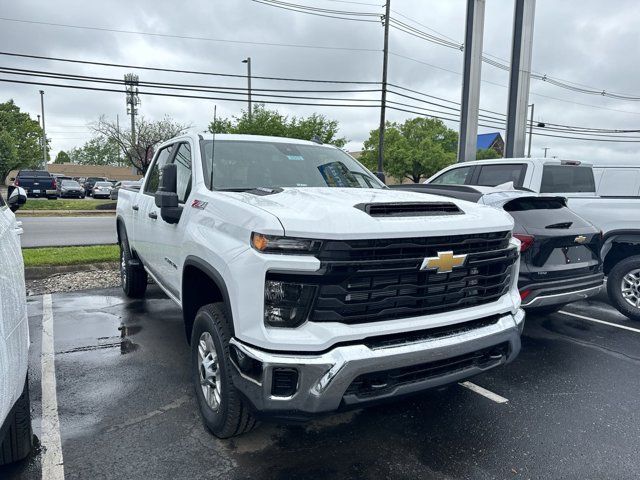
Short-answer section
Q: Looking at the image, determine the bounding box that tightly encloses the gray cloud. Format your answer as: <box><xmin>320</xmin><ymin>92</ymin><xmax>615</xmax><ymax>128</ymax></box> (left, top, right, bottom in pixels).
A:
<box><xmin>1</xmin><ymin>0</ymin><xmax>638</xmax><ymax>161</ymax></box>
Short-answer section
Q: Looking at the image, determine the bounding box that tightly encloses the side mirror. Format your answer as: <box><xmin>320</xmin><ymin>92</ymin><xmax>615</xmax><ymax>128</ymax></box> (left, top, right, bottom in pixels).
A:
<box><xmin>155</xmin><ymin>163</ymin><xmax>183</xmax><ymax>224</ymax></box>
<box><xmin>8</xmin><ymin>186</ymin><xmax>27</xmax><ymax>212</ymax></box>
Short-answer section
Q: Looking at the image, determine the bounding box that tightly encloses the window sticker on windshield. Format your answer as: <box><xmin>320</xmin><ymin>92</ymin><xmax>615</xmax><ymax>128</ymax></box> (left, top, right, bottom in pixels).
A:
<box><xmin>287</xmin><ymin>155</ymin><xmax>304</xmax><ymax>161</ymax></box>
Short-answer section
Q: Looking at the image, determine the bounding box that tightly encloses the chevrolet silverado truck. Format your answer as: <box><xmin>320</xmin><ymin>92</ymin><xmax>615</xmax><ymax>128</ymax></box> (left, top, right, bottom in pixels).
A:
<box><xmin>426</xmin><ymin>158</ymin><xmax>640</xmax><ymax>321</ymax></box>
<box><xmin>116</xmin><ymin>133</ymin><xmax>524</xmax><ymax>438</ymax></box>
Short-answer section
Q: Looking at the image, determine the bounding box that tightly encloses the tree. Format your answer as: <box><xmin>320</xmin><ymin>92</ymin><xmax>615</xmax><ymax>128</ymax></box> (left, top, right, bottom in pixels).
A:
<box><xmin>68</xmin><ymin>136</ymin><xmax>122</xmax><ymax>166</ymax></box>
<box><xmin>476</xmin><ymin>147</ymin><xmax>501</xmax><ymax>160</ymax></box>
<box><xmin>359</xmin><ymin>117</ymin><xmax>458</xmax><ymax>183</ymax></box>
<box><xmin>54</xmin><ymin>150</ymin><xmax>71</xmax><ymax>164</ymax></box>
<box><xmin>209</xmin><ymin>104</ymin><xmax>347</xmax><ymax>147</ymax></box>
<box><xmin>92</xmin><ymin>115</ymin><xmax>191</xmax><ymax>173</ymax></box>
<box><xmin>0</xmin><ymin>100</ymin><xmax>45</xmax><ymax>183</ymax></box>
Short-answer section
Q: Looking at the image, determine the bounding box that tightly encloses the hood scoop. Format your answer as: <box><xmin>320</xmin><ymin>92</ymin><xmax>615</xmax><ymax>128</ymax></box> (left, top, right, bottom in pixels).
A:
<box><xmin>355</xmin><ymin>202</ymin><xmax>463</xmax><ymax>217</ymax></box>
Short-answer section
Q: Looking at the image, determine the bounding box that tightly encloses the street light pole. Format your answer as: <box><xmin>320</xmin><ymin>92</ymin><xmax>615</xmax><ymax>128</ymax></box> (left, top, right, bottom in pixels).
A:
<box><xmin>543</xmin><ymin>147</ymin><xmax>550</xmax><ymax>158</ymax></box>
<box><xmin>39</xmin><ymin>90</ymin><xmax>47</xmax><ymax>168</ymax></box>
<box><xmin>242</xmin><ymin>57</ymin><xmax>252</xmax><ymax>120</ymax></box>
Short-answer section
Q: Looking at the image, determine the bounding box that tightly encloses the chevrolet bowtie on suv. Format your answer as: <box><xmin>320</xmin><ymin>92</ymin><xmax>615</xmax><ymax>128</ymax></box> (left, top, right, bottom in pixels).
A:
<box><xmin>116</xmin><ymin>134</ymin><xmax>524</xmax><ymax>438</ymax></box>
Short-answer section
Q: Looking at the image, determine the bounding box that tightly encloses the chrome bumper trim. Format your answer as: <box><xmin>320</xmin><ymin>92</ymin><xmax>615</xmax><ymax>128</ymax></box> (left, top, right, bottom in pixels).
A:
<box><xmin>522</xmin><ymin>285</ymin><xmax>602</xmax><ymax>308</ymax></box>
<box><xmin>230</xmin><ymin>309</ymin><xmax>524</xmax><ymax>414</ymax></box>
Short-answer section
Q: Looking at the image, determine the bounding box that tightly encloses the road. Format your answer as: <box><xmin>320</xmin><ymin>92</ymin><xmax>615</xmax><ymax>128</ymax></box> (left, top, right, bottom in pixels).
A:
<box><xmin>2</xmin><ymin>287</ymin><xmax>640</xmax><ymax>479</ymax></box>
<box><xmin>19</xmin><ymin>216</ymin><xmax>117</xmax><ymax>248</ymax></box>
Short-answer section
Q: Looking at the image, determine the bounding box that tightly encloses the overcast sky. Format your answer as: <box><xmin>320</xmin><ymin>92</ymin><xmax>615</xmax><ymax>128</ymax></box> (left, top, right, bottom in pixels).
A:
<box><xmin>1</xmin><ymin>0</ymin><xmax>639</xmax><ymax>162</ymax></box>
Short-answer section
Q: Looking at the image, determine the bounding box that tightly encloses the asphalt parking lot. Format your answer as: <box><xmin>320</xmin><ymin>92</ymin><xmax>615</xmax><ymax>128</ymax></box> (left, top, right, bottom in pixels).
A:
<box><xmin>2</xmin><ymin>286</ymin><xmax>639</xmax><ymax>480</ymax></box>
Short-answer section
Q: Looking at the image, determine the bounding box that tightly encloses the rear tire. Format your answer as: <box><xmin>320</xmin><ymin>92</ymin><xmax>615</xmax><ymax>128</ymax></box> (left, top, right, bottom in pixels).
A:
<box><xmin>0</xmin><ymin>376</ymin><xmax>33</xmax><ymax>466</ymax></box>
<box><xmin>119</xmin><ymin>228</ymin><xmax>147</xmax><ymax>298</ymax></box>
<box><xmin>191</xmin><ymin>303</ymin><xmax>257</xmax><ymax>439</ymax></box>
<box><xmin>607</xmin><ymin>255</ymin><xmax>640</xmax><ymax>321</ymax></box>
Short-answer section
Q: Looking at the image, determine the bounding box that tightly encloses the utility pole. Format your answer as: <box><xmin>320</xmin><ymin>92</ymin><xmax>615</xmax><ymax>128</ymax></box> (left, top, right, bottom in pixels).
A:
<box><xmin>543</xmin><ymin>147</ymin><xmax>550</xmax><ymax>158</ymax></box>
<box><xmin>458</xmin><ymin>0</ymin><xmax>486</xmax><ymax>163</ymax></box>
<box><xmin>242</xmin><ymin>57</ymin><xmax>252</xmax><ymax>120</ymax></box>
<box><xmin>527</xmin><ymin>103</ymin><xmax>534</xmax><ymax>157</ymax></box>
<box><xmin>505</xmin><ymin>0</ymin><xmax>536</xmax><ymax>158</ymax></box>
<box><xmin>376</xmin><ymin>0</ymin><xmax>391</xmax><ymax>183</ymax></box>
<box><xmin>125</xmin><ymin>73</ymin><xmax>140</xmax><ymax>165</ymax></box>
<box><xmin>39</xmin><ymin>90</ymin><xmax>47</xmax><ymax>168</ymax></box>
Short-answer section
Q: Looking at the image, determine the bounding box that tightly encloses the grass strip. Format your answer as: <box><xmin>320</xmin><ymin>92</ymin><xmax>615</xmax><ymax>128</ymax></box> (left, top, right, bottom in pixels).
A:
<box><xmin>22</xmin><ymin>199</ymin><xmax>115</xmax><ymax>211</ymax></box>
<box><xmin>23</xmin><ymin>245</ymin><xmax>119</xmax><ymax>267</ymax></box>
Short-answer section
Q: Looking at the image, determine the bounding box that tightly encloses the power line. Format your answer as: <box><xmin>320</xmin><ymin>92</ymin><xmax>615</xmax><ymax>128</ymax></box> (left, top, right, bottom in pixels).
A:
<box><xmin>250</xmin><ymin>0</ymin><xmax>380</xmax><ymax>22</ymax></box>
<box><xmin>0</xmin><ymin>16</ymin><xmax>379</xmax><ymax>53</ymax></box>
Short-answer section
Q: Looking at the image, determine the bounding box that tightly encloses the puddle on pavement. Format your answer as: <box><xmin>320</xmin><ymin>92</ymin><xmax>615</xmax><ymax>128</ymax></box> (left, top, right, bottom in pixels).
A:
<box><xmin>54</xmin><ymin>294</ymin><xmax>126</xmax><ymax>312</ymax></box>
<box><xmin>58</xmin><ymin>322</ymin><xmax>141</xmax><ymax>355</ymax></box>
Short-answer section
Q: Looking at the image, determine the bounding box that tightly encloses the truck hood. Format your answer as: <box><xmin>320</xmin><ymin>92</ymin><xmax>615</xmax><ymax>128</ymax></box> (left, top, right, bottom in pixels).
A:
<box><xmin>225</xmin><ymin>187</ymin><xmax>514</xmax><ymax>239</ymax></box>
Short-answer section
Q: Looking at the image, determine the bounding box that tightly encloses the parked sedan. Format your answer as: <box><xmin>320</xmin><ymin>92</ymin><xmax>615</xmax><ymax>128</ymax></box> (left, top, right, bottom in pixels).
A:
<box><xmin>392</xmin><ymin>184</ymin><xmax>604</xmax><ymax>313</ymax></box>
<box><xmin>83</xmin><ymin>177</ymin><xmax>107</xmax><ymax>197</ymax></box>
<box><xmin>57</xmin><ymin>180</ymin><xmax>86</xmax><ymax>198</ymax></box>
<box><xmin>110</xmin><ymin>180</ymin><xmax>142</xmax><ymax>200</ymax></box>
<box><xmin>0</xmin><ymin>186</ymin><xmax>32</xmax><ymax>465</ymax></box>
<box><xmin>92</xmin><ymin>181</ymin><xmax>114</xmax><ymax>199</ymax></box>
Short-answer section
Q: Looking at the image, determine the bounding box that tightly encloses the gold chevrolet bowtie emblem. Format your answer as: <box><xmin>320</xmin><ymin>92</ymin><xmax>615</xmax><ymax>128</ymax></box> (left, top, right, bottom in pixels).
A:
<box><xmin>420</xmin><ymin>251</ymin><xmax>468</xmax><ymax>274</ymax></box>
<box><xmin>574</xmin><ymin>235</ymin><xmax>587</xmax><ymax>244</ymax></box>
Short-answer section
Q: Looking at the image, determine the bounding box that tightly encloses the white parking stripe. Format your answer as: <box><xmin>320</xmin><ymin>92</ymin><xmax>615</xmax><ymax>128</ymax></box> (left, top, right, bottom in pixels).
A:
<box><xmin>558</xmin><ymin>310</ymin><xmax>640</xmax><ymax>334</ymax></box>
<box><xmin>41</xmin><ymin>294</ymin><xmax>65</xmax><ymax>480</ymax></box>
<box><xmin>459</xmin><ymin>381</ymin><xmax>509</xmax><ymax>404</ymax></box>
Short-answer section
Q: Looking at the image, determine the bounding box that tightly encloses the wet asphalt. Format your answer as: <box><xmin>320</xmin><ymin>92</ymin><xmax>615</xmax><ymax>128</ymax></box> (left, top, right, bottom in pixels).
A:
<box><xmin>2</xmin><ymin>286</ymin><xmax>639</xmax><ymax>480</ymax></box>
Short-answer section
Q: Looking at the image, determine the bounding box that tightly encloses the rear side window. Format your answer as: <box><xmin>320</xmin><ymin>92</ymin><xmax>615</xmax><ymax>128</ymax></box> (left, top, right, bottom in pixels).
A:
<box><xmin>475</xmin><ymin>164</ymin><xmax>526</xmax><ymax>187</ymax></box>
<box><xmin>503</xmin><ymin>197</ymin><xmax>566</xmax><ymax>211</ymax></box>
<box><xmin>171</xmin><ymin>143</ymin><xmax>193</xmax><ymax>203</ymax></box>
<box><xmin>430</xmin><ymin>166</ymin><xmax>472</xmax><ymax>185</ymax></box>
<box><xmin>540</xmin><ymin>165</ymin><xmax>595</xmax><ymax>193</ymax></box>
<box><xmin>144</xmin><ymin>145</ymin><xmax>174</xmax><ymax>195</ymax></box>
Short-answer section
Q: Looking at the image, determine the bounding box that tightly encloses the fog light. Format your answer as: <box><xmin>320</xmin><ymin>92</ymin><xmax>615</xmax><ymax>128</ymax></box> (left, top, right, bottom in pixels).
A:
<box><xmin>264</xmin><ymin>280</ymin><xmax>316</xmax><ymax>328</ymax></box>
<box><xmin>271</xmin><ymin>368</ymin><xmax>299</xmax><ymax>397</ymax></box>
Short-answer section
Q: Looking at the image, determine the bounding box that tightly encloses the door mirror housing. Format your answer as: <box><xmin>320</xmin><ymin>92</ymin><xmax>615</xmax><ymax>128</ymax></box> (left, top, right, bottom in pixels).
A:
<box><xmin>155</xmin><ymin>163</ymin><xmax>183</xmax><ymax>224</ymax></box>
<box><xmin>7</xmin><ymin>186</ymin><xmax>27</xmax><ymax>212</ymax></box>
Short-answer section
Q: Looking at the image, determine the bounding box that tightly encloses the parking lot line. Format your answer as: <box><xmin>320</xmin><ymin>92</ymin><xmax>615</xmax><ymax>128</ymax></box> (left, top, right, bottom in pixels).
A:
<box><xmin>558</xmin><ymin>310</ymin><xmax>640</xmax><ymax>334</ymax></box>
<box><xmin>41</xmin><ymin>294</ymin><xmax>65</xmax><ymax>480</ymax></box>
<box><xmin>459</xmin><ymin>381</ymin><xmax>509</xmax><ymax>404</ymax></box>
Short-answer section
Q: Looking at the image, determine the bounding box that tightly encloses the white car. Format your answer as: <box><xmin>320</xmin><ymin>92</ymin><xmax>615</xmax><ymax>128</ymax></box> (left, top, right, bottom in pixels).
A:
<box><xmin>0</xmin><ymin>186</ymin><xmax>32</xmax><ymax>465</ymax></box>
<box><xmin>117</xmin><ymin>133</ymin><xmax>524</xmax><ymax>438</ymax></box>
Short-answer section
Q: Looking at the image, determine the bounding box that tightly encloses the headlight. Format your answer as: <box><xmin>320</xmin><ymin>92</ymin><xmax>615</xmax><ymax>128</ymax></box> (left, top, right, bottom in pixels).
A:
<box><xmin>251</xmin><ymin>232</ymin><xmax>321</xmax><ymax>254</ymax></box>
<box><xmin>264</xmin><ymin>279</ymin><xmax>316</xmax><ymax>328</ymax></box>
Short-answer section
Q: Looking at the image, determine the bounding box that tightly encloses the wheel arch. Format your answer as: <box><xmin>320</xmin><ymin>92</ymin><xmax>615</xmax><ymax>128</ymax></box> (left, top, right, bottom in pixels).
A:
<box><xmin>182</xmin><ymin>256</ymin><xmax>233</xmax><ymax>344</ymax></box>
<box><xmin>602</xmin><ymin>229</ymin><xmax>640</xmax><ymax>275</ymax></box>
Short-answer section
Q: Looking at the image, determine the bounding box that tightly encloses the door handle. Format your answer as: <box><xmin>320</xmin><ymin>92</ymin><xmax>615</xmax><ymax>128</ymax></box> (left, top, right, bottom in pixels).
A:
<box><xmin>148</xmin><ymin>211</ymin><xmax>158</xmax><ymax>220</ymax></box>
<box><xmin>132</xmin><ymin>205</ymin><xmax>139</xmax><ymax>211</ymax></box>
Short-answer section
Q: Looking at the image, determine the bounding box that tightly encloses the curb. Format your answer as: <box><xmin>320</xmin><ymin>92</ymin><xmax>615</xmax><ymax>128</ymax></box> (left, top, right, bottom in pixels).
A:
<box><xmin>24</xmin><ymin>261</ymin><xmax>119</xmax><ymax>280</ymax></box>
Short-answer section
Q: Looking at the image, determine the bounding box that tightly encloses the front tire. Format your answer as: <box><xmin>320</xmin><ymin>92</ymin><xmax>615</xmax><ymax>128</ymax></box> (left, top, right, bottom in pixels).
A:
<box><xmin>119</xmin><ymin>229</ymin><xmax>147</xmax><ymax>298</ymax></box>
<box><xmin>0</xmin><ymin>376</ymin><xmax>33</xmax><ymax>465</ymax></box>
<box><xmin>608</xmin><ymin>255</ymin><xmax>640</xmax><ymax>321</ymax></box>
<box><xmin>191</xmin><ymin>303</ymin><xmax>257</xmax><ymax>438</ymax></box>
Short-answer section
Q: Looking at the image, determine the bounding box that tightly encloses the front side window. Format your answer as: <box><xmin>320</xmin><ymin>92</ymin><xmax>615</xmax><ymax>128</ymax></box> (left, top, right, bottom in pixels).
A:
<box><xmin>201</xmin><ymin>140</ymin><xmax>383</xmax><ymax>191</ymax></box>
<box><xmin>540</xmin><ymin>165</ymin><xmax>595</xmax><ymax>193</ymax></box>
<box><xmin>171</xmin><ymin>143</ymin><xmax>193</xmax><ymax>203</ymax></box>
<box><xmin>144</xmin><ymin>145</ymin><xmax>174</xmax><ymax>195</ymax></box>
<box><xmin>430</xmin><ymin>166</ymin><xmax>472</xmax><ymax>185</ymax></box>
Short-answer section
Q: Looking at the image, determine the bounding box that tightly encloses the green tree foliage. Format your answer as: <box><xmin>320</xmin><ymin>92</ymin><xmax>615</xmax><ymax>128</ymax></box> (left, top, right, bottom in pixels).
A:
<box><xmin>476</xmin><ymin>147</ymin><xmax>502</xmax><ymax>160</ymax></box>
<box><xmin>0</xmin><ymin>100</ymin><xmax>45</xmax><ymax>183</ymax></box>
<box><xmin>359</xmin><ymin>117</ymin><xmax>458</xmax><ymax>183</ymax></box>
<box><xmin>68</xmin><ymin>136</ymin><xmax>123</xmax><ymax>166</ymax></box>
<box><xmin>92</xmin><ymin>115</ymin><xmax>190</xmax><ymax>173</ymax></box>
<box><xmin>209</xmin><ymin>104</ymin><xmax>347</xmax><ymax>147</ymax></box>
<box><xmin>54</xmin><ymin>150</ymin><xmax>71</xmax><ymax>164</ymax></box>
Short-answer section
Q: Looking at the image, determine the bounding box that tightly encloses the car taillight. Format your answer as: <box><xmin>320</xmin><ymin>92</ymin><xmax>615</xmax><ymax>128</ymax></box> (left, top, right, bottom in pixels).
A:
<box><xmin>52</xmin><ymin>178</ymin><xmax>57</xmax><ymax>189</ymax></box>
<box><xmin>520</xmin><ymin>289</ymin><xmax>531</xmax><ymax>300</ymax></box>
<box><xmin>514</xmin><ymin>233</ymin><xmax>535</xmax><ymax>252</ymax></box>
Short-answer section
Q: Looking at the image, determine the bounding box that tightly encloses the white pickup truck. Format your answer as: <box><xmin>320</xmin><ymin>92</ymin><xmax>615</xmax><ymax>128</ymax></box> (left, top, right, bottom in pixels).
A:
<box><xmin>117</xmin><ymin>133</ymin><xmax>524</xmax><ymax>438</ymax></box>
<box><xmin>426</xmin><ymin>158</ymin><xmax>640</xmax><ymax>320</ymax></box>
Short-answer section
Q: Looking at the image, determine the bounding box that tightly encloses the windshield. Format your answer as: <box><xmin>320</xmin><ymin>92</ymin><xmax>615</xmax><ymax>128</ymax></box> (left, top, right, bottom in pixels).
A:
<box><xmin>201</xmin><ymin>140</ymin><xmax>383</xmax><ymax>191</ymax></box>
<box><xmin>62</xmin><ymin>181</ymin><xmax>80</xmax><ymax>187</ymax></box>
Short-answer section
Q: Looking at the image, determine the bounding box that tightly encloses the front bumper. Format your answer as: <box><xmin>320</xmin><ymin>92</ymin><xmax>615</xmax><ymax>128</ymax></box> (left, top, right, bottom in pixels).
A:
<box><xmin>520</xmin><ymin>273</ymin><xmax>604</xmax><ymax>308</ymax></box>
<box><xmin>230</xmin><ymin>309</ymin><xmax>524</xmax><ymax>418</ymax></box>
